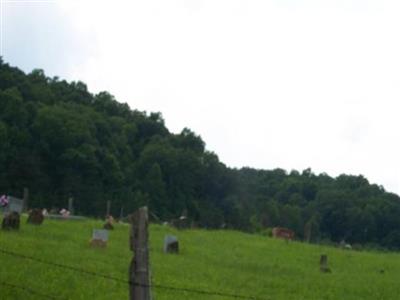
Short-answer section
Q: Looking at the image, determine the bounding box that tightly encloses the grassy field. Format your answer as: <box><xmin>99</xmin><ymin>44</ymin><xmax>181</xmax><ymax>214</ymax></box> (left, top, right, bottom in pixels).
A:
<box><xmin>1</xmin><ymin>216</ymin><xmax>400</xmax><ymax>300</ymax></box>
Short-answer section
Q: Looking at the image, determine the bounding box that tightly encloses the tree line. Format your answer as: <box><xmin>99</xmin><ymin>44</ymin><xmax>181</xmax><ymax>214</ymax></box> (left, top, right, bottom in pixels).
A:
<box><xmin>1</xmin><ymin>58</ymin><xmax>400</xmax><ymax>249</ymax></box>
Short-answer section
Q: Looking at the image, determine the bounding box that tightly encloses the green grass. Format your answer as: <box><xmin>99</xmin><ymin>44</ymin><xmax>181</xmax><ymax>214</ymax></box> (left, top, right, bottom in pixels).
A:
<box><xmin>1</xmin><ymin>216</ymin><xmax>400</xmax><ymax>299</ymax></box>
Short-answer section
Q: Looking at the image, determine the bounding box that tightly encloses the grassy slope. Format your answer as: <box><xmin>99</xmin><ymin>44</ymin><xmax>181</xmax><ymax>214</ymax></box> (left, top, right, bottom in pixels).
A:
<box><xmin>1</xmin><ymin>216</ymin><xmax>400</xmax><ymax>300</ymax></box>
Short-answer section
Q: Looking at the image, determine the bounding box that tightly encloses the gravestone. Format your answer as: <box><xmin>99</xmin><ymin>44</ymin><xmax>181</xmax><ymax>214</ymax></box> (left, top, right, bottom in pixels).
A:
<box><xmin>103</xmin><ymin>222</ymin><xmax>114</xmax><ymax>230</ymax></box>
<box><xmin>272</xmin><ymin>227</ymin><xmax>295</xmax><ymax>241</ymax></box>
<box><xmin>90</xmin><ymin>229</ymin><xmax>109</xmax><ymax>248</ymax></box>
<box><xmin>163</xmin><ymin>235</ymin><xmax>179</xmax><ymax>254</ymax></box>
<box><xmin>320</xmin><ymin>254</ymin><xmax>331</xmax><ymax>273</ymax></box>
<box><xmin>170</xmin><ymin>216</ymin><xmax>189</xmax><ymax>229</ymax></box>
<box><xmin>2</xmin><ymin>212</ymin><xmax>20</xmax><ymax>230</ymax></box>
<box><xmin>4</xmin><ymin>197</ymin><xmax>24</xmax><ymax>214</ymax></box>
<box><xmin>103</xmin><ymin>215</ymin><xmax>114</xmax><ymax>230</ymax></box>
<box><xmin>1</xmin><ymin>196</ymin><xmax>23</xmax><ymax>230</ymax></box>
<box><xmin>27</xmin><ymin>209</ymin><xmax>44</xmax><ymax>225</ymax></box>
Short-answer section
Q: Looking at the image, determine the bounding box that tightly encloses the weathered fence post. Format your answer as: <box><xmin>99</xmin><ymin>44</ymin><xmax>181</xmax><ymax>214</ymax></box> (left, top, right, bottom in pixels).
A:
<box><xmin>23</xmin><ymin>188</ymin><xmax>29</xmax><ymax>212</ymax></box>
<box><xmin>106</xmin><ymin>200</ymin><xmax>111</xmax><ymax>216</ymax></box>
<box><xmin>129</xmin><ymin>206</ymin><xmax>151</xmax><ymax>300</ymax></box>
<box><xmin>68</xmin><ymin>197</ymin><xmax>74</xmax><ymax>215</ymax></box>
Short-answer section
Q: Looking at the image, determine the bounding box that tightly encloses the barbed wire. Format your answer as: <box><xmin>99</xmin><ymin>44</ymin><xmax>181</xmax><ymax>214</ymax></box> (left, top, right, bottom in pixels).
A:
<box><xmin>0</xmin><ymin>247</ymin><xmax>268</xmax><ymax>300</ymax></box>
<box><xmin>0</xmin><ymin>281</ymin><xmax>68</xmax><ymax>300</ymax></box>
<box><xmin>0</xmin><ymin>248</ymin><xmax>128</xmax><ymax>284</ymax></box>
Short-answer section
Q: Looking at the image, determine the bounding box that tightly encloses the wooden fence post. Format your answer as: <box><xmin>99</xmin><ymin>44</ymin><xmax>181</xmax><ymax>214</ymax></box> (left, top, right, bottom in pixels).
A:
<box><xmin>129</xmin><ymin>206</ymin><xmax>151</xmax><ymax>300</ymax></box>
<box><xmin>23</xmin><ymin>188</ymin><xmax>29</xmax><ymax>212</ymax></box>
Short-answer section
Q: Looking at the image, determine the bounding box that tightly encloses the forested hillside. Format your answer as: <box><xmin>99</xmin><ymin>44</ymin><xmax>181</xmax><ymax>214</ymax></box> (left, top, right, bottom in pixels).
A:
<box><xmin>1</xmin><ymin>58</ymin><xmax>400</xmax><ymax>249</ymax></box>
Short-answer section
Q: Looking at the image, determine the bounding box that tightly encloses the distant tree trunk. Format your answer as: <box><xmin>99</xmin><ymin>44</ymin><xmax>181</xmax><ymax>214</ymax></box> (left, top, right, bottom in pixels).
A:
<box><xmin>106</xmin><ymin>200</ymin><xmax>111</xmax><ymax>217</ymax></box>
<box><xmin>304</xmin><ymin>221</ymin><xmax>312</xmax><ymax>243</ymax></box>
<box><xmin>68</xmin><ymin>197</ymin><xmax>74</xmax><ymax>215</ymax></box>
<box><xmin>23</xmin><ymin>188</ymin><xmax>29</xmax><ymax>212</ymax></box>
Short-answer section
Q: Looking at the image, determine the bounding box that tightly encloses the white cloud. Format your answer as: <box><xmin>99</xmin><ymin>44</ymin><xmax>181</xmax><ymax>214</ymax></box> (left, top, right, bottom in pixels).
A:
<box><xmin>4</xmin><ymin>0</ymin><xmax>400</xmax><ymax>193</ymax></box>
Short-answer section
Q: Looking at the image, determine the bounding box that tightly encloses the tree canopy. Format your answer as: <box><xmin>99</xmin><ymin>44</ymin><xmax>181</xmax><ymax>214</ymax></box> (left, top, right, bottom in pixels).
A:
<box><xmin>1</xmin><ymin>59</ymin><xmax>400</xmax><ymax>249</ymax></box>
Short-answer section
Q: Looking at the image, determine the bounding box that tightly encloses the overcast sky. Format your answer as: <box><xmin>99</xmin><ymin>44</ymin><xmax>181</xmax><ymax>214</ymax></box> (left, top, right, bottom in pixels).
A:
<box><xmin>2</xmin><ymin>0</ymin><xmax>400</xmax><ymax>194</ymax></box>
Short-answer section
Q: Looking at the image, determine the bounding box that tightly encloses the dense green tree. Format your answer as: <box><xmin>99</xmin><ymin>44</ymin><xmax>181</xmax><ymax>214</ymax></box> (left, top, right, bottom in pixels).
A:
<box><xmin>1</xmin><ymin>59</ymin><xmax>400</xmax><ymax>249</ymax></box>
<box><xmin>143</xmin><ymin>163</ymin><xmax>168</xmax><ymax>218</ymax></box>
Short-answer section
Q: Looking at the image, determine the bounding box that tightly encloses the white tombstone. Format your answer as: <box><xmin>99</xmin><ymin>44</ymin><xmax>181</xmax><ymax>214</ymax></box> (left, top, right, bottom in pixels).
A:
<box><xmin>92</xmin><ymin>229</ymin><xmax>109</xmax><ymax>242</ymax></box>
<box><xmin>5</xmin><ymin>197</ymin><xmax>24</xmax><ymax>214</ymax></box>
<box><xmin>163</xmin><ymin>235</ymin><xmax>179</xmax><ymax>253</ymax></box>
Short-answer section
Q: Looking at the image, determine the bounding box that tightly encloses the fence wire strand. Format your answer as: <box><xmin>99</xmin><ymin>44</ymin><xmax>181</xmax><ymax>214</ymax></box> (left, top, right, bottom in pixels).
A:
<box><xmin>0</xmin><ymin>247</ymin><xmax>267</xmax><ymax>300</ymax></box>
<box><xmin>0</xmin><ymin>281</ymin><xmax>68</xmax><ymax>300</ymax></box>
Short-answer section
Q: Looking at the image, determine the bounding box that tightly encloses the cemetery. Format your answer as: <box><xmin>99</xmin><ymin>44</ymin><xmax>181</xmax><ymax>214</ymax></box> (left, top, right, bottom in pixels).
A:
<box><xmin>1</xmin><ymin>49</ymin><xmax>400</xmax><ymax>299</ymax></box>
<box><xmin>0</xmin><ymin>190</ymin><xmax>397</xmax><ymax>299</ymax></box>
<box><xmin>2</xmin><ymin>204</ymin><xmax>400</xmax><ymax>300</ymax></box>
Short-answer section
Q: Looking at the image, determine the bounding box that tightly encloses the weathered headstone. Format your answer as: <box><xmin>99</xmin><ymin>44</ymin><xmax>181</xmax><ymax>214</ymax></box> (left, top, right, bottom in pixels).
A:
<box><xmin>90</xmin><ymin>229</ymin><xmax>109</xmax><ymax>248</ymax></box>
<box><xmin>2</xmin><ymin>212</ymin><xmax>20</xmax><ymax>230</ymax></box>
<box><xmin>27</xmin><ymin>209</ymin><xmax>44</xmax><ymax>225</ymax></box>
<box><xmin>4</xmin><ymin>197</ymin><xmax>24</xmax><ymax>214</ymax></box>
<box><xmin>60</xmin><ymin>208</ymin><xmax>70</xmax><ymax>218</ymax></box>
<box><xmin>93</xmin><ymin>229</ymin><xmax>109</xmax><ymax>241</ymax></box>
<box><xmin>320</xmin><ymin>254</ymin><xmax>331</xmax><ymax>273</ymax></box>
<box><xmin>272</xmin><ymin>227</ymin><xmax>295</xmax><ymax>241</ymax></box>
<box><xmin>163</xmin><ymin>235</ymin><xmax>179</xmax><ymax>254</ymax></box>
<box><xmin>103</xmin><ymin>215</ymin><xmax>114</xmax><ymax>230</ymax></box>
<box><xmin>171</xmin><ymin>216</ymin><xmax>189</xmax><ymax>229</ymax></box>
<box><xmin>103</xmin><ymin>222</ymin><xmax>114</xmax><ymax>230</ymax></box>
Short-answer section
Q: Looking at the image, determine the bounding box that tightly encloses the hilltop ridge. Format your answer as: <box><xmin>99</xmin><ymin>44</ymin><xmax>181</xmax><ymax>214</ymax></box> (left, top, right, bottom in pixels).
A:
<box><xmin>1</xmin><ymin>59</ymin><xmax>400</xmax><ymax>249</ymax></box>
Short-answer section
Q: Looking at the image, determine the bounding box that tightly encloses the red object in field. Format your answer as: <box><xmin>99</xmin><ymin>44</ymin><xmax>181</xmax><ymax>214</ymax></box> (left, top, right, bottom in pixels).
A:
<box><xmin>272</xmin><ymin>227</ymin><xmax>295</xmax><ymax>240</ymax></box>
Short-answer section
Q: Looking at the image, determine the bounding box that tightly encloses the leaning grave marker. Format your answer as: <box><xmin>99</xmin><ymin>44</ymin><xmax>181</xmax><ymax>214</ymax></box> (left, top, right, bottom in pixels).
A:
<box><xmin>90</xmin><ymin>229</ymin><xmax>109</xmax><ymax>248</ymax></box>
